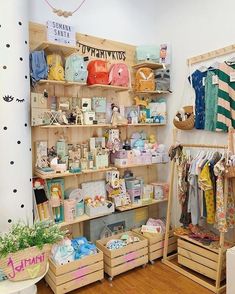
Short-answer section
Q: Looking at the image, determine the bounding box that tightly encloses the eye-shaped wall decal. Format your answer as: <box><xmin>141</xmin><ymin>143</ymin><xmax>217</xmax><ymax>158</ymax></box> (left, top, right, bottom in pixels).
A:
<box><xmin>3</xmin><ymin>95</ymin><xmax>14</xmax><ymax>102</ymax></box>
<box><xmin>16</xmin><ymin>98</ymin><xmax>25</xmax><ymax>103</ymax></box>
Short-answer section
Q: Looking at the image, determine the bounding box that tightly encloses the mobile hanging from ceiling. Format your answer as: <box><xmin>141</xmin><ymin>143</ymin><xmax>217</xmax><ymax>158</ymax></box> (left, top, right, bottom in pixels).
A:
<box><xmin>43</xmin><ymin>0</ymin><xmax>87</xmax><ymax>18</ymax></box>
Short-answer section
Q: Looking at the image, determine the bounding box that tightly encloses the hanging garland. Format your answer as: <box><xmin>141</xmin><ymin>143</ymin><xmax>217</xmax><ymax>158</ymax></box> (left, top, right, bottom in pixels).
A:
<box><xmin>43</xmin><ymin>0</ymin><xmax>86</xmax><ymax>18</ymax></box>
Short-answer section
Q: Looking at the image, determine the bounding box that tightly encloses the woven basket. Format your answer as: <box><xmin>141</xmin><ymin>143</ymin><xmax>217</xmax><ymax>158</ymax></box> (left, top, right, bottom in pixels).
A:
<box><xmin>173</xmin><ymin>105</ymin><xmax>194</xmax><ymax>130</ymax></box>
<box><xmin>0</xmin><ymin>244</ymin><xmax>51</xmax><ymax>281</ymax></box>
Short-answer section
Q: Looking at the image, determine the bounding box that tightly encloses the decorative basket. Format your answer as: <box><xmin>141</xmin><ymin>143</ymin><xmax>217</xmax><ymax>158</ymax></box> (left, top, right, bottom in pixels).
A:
<box><xmin>225</xmin><ymin>166</ymin><xmax>235</xmax><ymax>178</ymax></box>
<box><xmin>173</xmin><ymin>105</ymin><xmax>194</xmax><ymax>130</ymax></box>
<box><xmin>0</xmin><ymin>244</ymin><xmax>51</xmax><ymax>281</ymax></box>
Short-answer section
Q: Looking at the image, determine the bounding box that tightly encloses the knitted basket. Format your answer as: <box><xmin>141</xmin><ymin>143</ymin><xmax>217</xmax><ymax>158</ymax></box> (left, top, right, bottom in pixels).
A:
<box><xmin>0</xmin><ymin>244</ymin><xmax>51</xmax><ymax>281</ymax></box>
<box><xmin>173</xmin><ymin>105</ymin><xmax>194</xmax><ymax>130</ymax></box>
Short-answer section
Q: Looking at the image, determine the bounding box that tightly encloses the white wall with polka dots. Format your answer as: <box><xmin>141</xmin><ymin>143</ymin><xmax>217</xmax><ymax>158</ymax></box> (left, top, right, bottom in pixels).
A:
<box><xmin>0</xmin><ymin>0</ymin><xmax>32</xmax><ymax>232</ymax></box>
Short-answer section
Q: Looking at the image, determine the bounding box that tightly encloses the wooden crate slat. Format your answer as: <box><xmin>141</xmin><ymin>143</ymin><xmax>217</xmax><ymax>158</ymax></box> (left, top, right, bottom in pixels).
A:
<box><xmin>49</xmin><ymin>250</ymin><xmax>103</xmax><ymax>276</ymax></box>
<box><xmin>149</xmin><ymin>236</ymin><xmax>176</xmax><ymax>253</ymax></box>
<box><xmin>56</xmin><ymin>270</ymin><xmax>103</xmax><ymax>294</ymax></box>
<box><xmin>178</xmin><ymin>239</ymin><xmax>218</xmax><ymax>262</ymax></box>
<box><xmin>178</xmin><ymin>255</ymin><xmax>217</xmax><ymax>280</ymax></box>
<box><xmin>45</xmin><ymin>273</ymin><xmax>59</xmax><ymax>294</ymax></box>
<box><xmin>132</xmin><ymin>228</ymin><xmax>174</xmax><ymax>245</ymax></box>
<box><xmin>149</xmin><ymin>243</ymin><xmax>176</xmax><ymax>261</ymax></box>
<box><xmin>104</xmin><ymin>255</ymin><xmax>148</xmax><ymax>278</ymax></box>
<box><xmin>104</xmin><ymin>247</ymin><xmax>148</xmax><ymax>267</ymax></box>
<box><xmin>178</xmin><ymin>247</ymin><xmax>218</xmax><ymax>271</ymax></box>
<box><xmin>48</xmin><ymin>260</ymin><xmax>103</xmax><ymax>286</ymax></box>
<box><xmin>175</xmin><ymin>234</ymin><xmax>220</xmax><ymax>253</ymax></box>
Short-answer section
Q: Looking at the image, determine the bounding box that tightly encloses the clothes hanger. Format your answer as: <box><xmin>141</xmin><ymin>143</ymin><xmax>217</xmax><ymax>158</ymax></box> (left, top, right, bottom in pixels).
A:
<box><xmin>198</xmin><ymin>65</ymin><xmax>208</xmax><ymax>72</ymax></box>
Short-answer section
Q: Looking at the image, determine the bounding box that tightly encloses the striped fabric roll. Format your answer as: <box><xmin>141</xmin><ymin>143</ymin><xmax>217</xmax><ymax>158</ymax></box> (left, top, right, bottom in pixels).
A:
<box><xmin>216</xmin><ymin>62</ymin><xmax>235</xmax><ymax>132</ymax></box>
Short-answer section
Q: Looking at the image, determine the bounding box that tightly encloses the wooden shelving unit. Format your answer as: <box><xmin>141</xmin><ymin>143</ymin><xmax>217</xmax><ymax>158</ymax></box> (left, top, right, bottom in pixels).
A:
<box><xmin>37</xmin><ymin>79</ymin><xmax>86</xmax><ymax>87</ymax></box>
<box><xmin>34</xmin><ymin>167</ymin><xmax>116</xmax><ymax>180</ymax></box>
<box><xmin>34</xmin><ymin>123</ymin><xmax>166</xmax><ymax>129</ymax></box>
<box><xmin>115</xmin><ymin>162</ymin><xmax>163</xmax><ymax>169</ymax></box>
<box><xmin>116</xmin><ymin>199</ymin><xmax>167</xmax><ymax>212</ymax></box>
<box><xmin>132</xmin><ymin>90</ymin><xmax>171</xmax><ymax>95</ymax></box>
<box><xmin>33</xmin><ymin>41</ymin><xmax>78</xmax><ymax>56</ymax></box>
<box><xmin>88</xmin><ymin>84</ymin><xmax>130</xmax><ymax>92</ymax></box>
<box><xmin>132</xmin><ymin>62</ymin><xmax>163</xmax><ymax>70</ymax></box>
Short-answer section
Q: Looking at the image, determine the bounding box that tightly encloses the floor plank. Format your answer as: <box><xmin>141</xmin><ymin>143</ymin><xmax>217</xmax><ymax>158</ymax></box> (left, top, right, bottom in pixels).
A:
<box><xmin>37</xmin><ymin>261</ymin><xmax>216</xmax><ymax>294</ymax></box>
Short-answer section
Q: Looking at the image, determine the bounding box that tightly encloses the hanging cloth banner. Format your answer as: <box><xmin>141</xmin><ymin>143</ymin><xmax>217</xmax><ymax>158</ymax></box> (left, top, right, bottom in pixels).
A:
<box><xmin>76</xmin><ymin>41</ymin><xmax>126</xmax><ymax>61</ymax></box>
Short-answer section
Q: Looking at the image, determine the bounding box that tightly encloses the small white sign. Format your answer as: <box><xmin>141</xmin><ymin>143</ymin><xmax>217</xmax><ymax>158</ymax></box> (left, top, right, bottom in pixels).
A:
<box><xmin>230</xmin><ymin>72</ymin><xmax>235</xmax><ymax>82</ymax></box>
<box><xmin>47</xmin><ymin>21</ymin><xmax>76</xmax><ymax>45</ymax></box>
<box><xmin>212</xmin><ymin>74</ymin><xmax>219</xmax><ymax>85</ymax></box>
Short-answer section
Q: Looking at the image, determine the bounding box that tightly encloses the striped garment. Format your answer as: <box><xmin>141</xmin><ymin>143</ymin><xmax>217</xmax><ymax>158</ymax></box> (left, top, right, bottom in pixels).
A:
<box><xmin>216</xmin><ymin>62</ymin><xmax>235</xmax><ymax>132</ymax></box>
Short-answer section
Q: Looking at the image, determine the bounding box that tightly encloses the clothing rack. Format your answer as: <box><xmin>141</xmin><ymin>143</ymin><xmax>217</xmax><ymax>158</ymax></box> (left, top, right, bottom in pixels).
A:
<box><xmin>187</xmin><ymin>44</ymin><xmax>235</xmax><ymax>65</ymax></box>
<box><xmin>162</xmin><ymin>132</ymin><xmax>229</xmax><ymax>294</ymax></box>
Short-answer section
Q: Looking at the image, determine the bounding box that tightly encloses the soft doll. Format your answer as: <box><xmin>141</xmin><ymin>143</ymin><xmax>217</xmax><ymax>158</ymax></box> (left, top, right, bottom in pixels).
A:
<box><xmin>111</xmin><ymin>103</ymin><xmax>128</xmax><ymax>126</ymax></box>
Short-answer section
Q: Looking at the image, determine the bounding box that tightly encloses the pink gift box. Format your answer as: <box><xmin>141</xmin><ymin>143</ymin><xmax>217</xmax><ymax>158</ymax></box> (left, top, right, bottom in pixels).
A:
<box><xmin>141</xmin><ymin>151</ymin><xmax>152</xmax><ymax>164</ymax></box>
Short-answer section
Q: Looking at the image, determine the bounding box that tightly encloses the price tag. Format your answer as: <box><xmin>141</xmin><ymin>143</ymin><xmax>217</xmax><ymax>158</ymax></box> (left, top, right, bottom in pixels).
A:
<box><xmin>212</xmin><ymin>75</ymin><xmax>219</xmax><ymax>85</ymax></box>
<box><xmin>202</xmin><ymin>77</ymin><xmax>206</xmax><ymax>86</ymax></box>
<box><xmin>230</xmin><ymin>72</ymin><xmax>235</xmax><ymax>82</ymax></box>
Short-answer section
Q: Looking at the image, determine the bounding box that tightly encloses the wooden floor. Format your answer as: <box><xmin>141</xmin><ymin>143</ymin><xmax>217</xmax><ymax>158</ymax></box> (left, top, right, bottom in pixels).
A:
<box><xmin>37</xmin><ymin>261</ymin><xmax>217</xmax><ymax>294</ymax></box>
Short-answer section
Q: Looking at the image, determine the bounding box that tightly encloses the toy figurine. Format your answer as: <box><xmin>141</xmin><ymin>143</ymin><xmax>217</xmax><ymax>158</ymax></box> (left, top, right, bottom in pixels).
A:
<box><xmin>111</xmin><ymin>103</ymin><xmax>128</xmax><ymax>126</ymax></box>
<box><xmin>134</xmin><ymin>96</ymin><xmax>148</xmax><ymax>107</ymax></box>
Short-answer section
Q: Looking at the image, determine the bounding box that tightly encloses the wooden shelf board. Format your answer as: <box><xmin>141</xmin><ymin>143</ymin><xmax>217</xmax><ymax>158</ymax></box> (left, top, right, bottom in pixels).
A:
<box><xmin>37</xmin><ymin>80</ymin><xmax>65</xmax><ymax>85</ymax></box>
<box><xmin>133</xmin><ymin>90</ymin><xmax>171</xmax><ymax>95</ymax></box>
<box><xmin>34</xmin><ymin>170</ymin><xmax>82</xmax><ymax>179</ymax></box>
<box><xmin>59</xmin><ymin>212</ymin><xmax>113</xmax><ymax>227</ymax></box>
<box><xmin>37</xmin><ymin>80</ymin><xmax>87</xmax><ymax>87</ymax></box>
<box><xmin>34</xmin><ymin>123</ymin><xmax>165</xmax><ymax>129</ymax></box>
<box><xmin>116</xmin><ymin>199</ymin><xmax>167</xmax><ymax>212</ymax></box>
<box><xmin>88</xmin><ymin>84</ymin><xmax>130</xmax><ymax>92</ymax></box>
<box><xmin>33</xmin><ymin>41</ymin><xmax>78</xmax><ymax>56</ymax></box>
<box><xmin>115</xmin><ymin>162</ymin><xmax>162</xmax><ymax>169</ymax></box>
<box><xmin>34</xmin><ymin>167</ymin><xmax>116</xmax><ymax>179</ymax></box>
<box><xmin>132</xmin><ymin>62</ymin><xmax>163</xmax><ymax>70</ymax></box>
<box><xmin>37</xmin><ymin>124</ymin><xmax>112</xmax><ymax>129</ymax></box>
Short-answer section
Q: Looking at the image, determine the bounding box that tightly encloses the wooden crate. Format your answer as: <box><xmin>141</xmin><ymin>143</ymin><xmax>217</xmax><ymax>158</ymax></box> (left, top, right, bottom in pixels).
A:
<box><xmin>96</xmin><ymin>231</ymin><xmax>148</xmax><ymax>279</ymax></box>
<box><xmin>132</xmin><ymin>228</ymin><xmax>177</xmax><ymax>262</ymax></box>
<box><xmin>177</xmin><ymin>236</ymin><xmax>226</xmax><ymax>281</ymax></box>
<box><xmin>45</xmin><ymin>249</ymin><xmax>104</xmax><ymax>294</ymax></box>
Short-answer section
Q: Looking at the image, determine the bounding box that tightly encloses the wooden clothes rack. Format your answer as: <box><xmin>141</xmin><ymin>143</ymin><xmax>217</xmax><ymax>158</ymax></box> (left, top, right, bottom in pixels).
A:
<box><xmin>187</xmin><ymin>43</ymin><xmax>235</xmax><ymax>65</ymax></box>
<box><xmin>162</xmin><ymin>137</ymin><xmax>229</xmax><ymax>294</ymax></box>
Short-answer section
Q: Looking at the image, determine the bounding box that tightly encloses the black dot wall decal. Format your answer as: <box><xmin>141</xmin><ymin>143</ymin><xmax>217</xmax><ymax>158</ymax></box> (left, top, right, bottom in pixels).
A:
<box><xmin>3</xmin><ymin>126</ymin><xmax>7</xmax><ymax>130</ymax></box>
<box><xmin>3</xmin><ymin>66</ymin><xmax>7</xmax><ymax>69</ymax></box>
<box><xmin>21</xmin><ymin>204</ymin><xmax>24</xmax><ymax>208</ymax></box>
<box><xmin>24</xmin><ymin>123</ymin><xmax>27</xmax><ymax>127</ymax></box>
<box><xmin>29</xmin><ymin>148</ymin><xmax>32</xmax><ymax>151</ymax></box>
<box><xmin>25</xmin><ymin>75</ymin><xmax>27</xmax><ymax>79</ymax></box>
<box><xmin>10</xmin><ymin>161</ymin><xmax>14</xmax><ymax>165</ymax></box>
<box><xmin>17</xmin><ymin>141</ymin><xmax>21</xmax><ymax>144</ymax></box>
<box><xmin>13</xmin><ymin>189</ymin><xmax>17</xmax><ymax>193</ymax></box>
<box><xmin>3</xmin><ymin>95</ymin><xmax>14</xmax><ymax>102</ymax></box>
<box><xmin>8</xmin><ymin>219</ymin><xmax>12</xmax><ymax>223</ymax></box>
<box><xmin>30</xmin><ymin>178</ymin><xmax>32</xmax><ymax>182</ymax></box>
<box><xmin>20</xmin><ymin>57</ymin><xmax>23</xmax><ymax>61</ymax></box>
<box><xmin>25</xmin><ymin>41</ymin><xmax>27</xmax><ymax>44</ymax></box>
<box><xmin>6</xmin><ymin>44</ymin><xmax>10</xmax><ymax>48</ymax></box>
<box><xmin>18</xmin><ymin>21</ymin><xmax>22</xmax><ymax>26</ymax></box>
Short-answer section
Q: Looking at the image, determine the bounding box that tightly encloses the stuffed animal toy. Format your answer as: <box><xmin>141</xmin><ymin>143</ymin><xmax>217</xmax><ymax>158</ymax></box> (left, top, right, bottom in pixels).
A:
<box><xmin>111</xmin><ymin>103</ymin><xmax>128</xmax><ymax>126</ymax></box>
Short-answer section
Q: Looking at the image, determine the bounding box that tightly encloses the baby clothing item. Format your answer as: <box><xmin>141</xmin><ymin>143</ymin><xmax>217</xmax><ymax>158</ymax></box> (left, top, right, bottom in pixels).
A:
<box><xmin>216</xmin><ymin>62</ymin><xmax>235</xmax><ymax>132</ymax></box>
<box><xmin>189</xmin><ymin>69</ymin><xmax>208</xmax><ymax>129</ymax></box>
<box><xmin>198</xmin><ymin>163</ymin><xmax>215</xmax><ymax>224</ymax></box>
<box><xmin>187</xmin><ymin>159</ymin><xmax>200</xmax><ymax>225</ymax></box>
<box><xmin>71</xmin><ymin>237</ymin><xmax>97</xmax><ymax>259</ymax></box>
<box><xmin>204</xmin><ymin>70</ymin><xmax>219</xmax><ymax>131</ymax></box>
<box><xmin>51</xmin><ymin>238</ymin><xmax>75</xmax><ymax>265</ymax></box>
